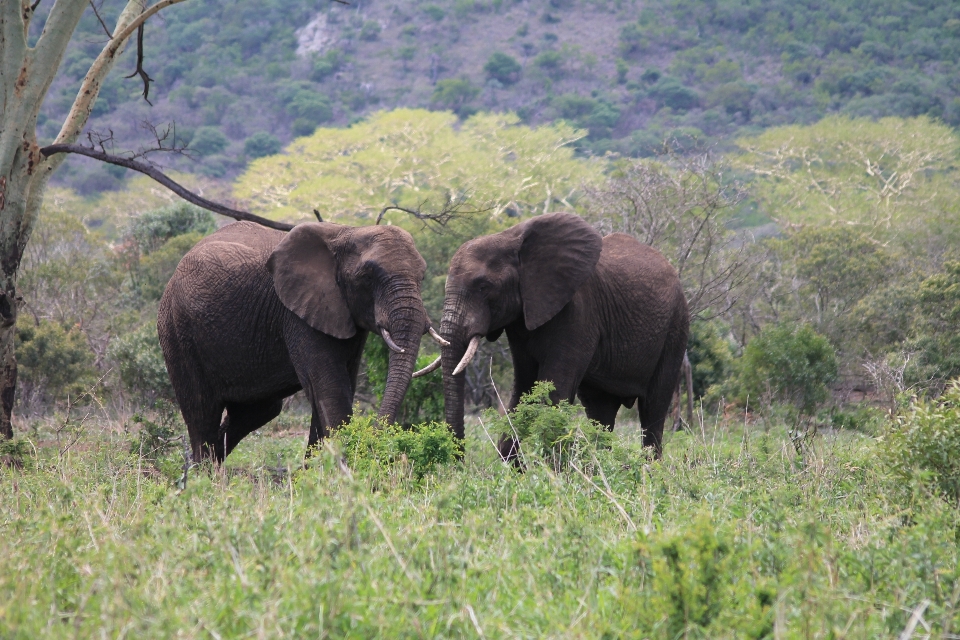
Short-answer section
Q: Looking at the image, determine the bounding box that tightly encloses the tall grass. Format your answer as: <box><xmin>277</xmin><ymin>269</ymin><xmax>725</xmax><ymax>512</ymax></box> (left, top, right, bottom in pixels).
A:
<box><xmin>0</xmin><ymin>410</ymin><xmax>958</xmax><ymax>638</ymax></box>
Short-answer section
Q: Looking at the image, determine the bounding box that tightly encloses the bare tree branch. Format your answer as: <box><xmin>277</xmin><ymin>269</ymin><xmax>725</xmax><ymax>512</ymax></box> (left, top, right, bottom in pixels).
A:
<box><xmin>123</xmin><ymin>23</ymin><xmax>153</xmax><ymax>105</ymax></box>
<box><xmin>375</xmin><ymin>194</ymin><xmax>490</xmax><ymax>231</ymax></box>
<box><xmin>585</xmin><ymin>151</ymin><xmax>754</xmax><ymax>320</ymax></box>
<box><xmin>88</xmin><ymin>1</ymin><xmax>113</xmax><ymax>38</ymax></box>
<box><xmin>39</xmin><ymin>143</ymin><xmax>294</xmax><ymax>232</ymax></box>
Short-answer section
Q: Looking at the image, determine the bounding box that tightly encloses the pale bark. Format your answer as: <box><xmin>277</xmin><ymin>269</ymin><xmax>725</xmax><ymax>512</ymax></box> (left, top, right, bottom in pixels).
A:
<box><xmin>0</xmin><ymin>0</ymin><xmax>185</xmax><ymax>437</ymax></box>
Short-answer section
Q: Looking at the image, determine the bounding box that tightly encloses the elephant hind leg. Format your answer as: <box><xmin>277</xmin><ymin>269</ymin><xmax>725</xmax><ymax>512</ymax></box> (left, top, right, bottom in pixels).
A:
<box><xmin>219</xmin><ymin>399</ymin><xmax>284</xmax><ymax>459</ymax></box>
<box><xmin>577</xmin><ymin>384</ymin><xmax>622</xmax><ymax>431</ymax></box>
<box><xmin>638</xmin><ymin>351</ymin><xmax>686</xmax><ymax>460</ymax></box>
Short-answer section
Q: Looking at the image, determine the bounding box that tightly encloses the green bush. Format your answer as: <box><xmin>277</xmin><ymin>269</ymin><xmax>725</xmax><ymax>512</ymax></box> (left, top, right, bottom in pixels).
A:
<box><xmin>633</xmin><ymin>516</ymin><xmax>777</xmax><ymax>638</ymax></box>
<box><xmin>333</xmin><ymin>413</ymin><xmax>460</xmax><ymax>484</ymax></box>
<box><xmin>244</xmin><ymin>132</ymin><xmax>282</xmax><ymax>159</ymax></box>
<box><xmin>483</xmin><ymin>52</ymin><xmax>521</xmax><ymax>85</ymax></box>
<box><xmin>359</xmin><ymin>21</ymin><xmax>381</xmax><ymax>41</ymax></box>
<box><xmin>310</xmin><ymin>49</ymin><xmax>344</xmax><ymax>82</ymax></box>
<box><xmin>688</xmin><ymin>320</ymin><xmax>734</xmax><ymax>399</ymax></box>
<box><xmin>189</xmin><ymin>126</ymin><xmax>229</xmax><ymax>156</ymax></box>
<box><xmin>431</xmin><ymin>78</ymin><xmax>479</xmax><ymax>112</ymax></box>
<box><xmin>286</xmin><ymin>90</ymin><xmax>332</xmax><ymax>124</ymax></box>
<box><xmin>732</xmin><ymin>323</ymin><xmax>838</xmax><ymax>415</ymax></box>
<box><xmin>485</xmin><ymin>381</ymin><xmax>611</xmax><ymax>470</ymax></box>
<box><xmin>16</xmin><ymin>320</ymin><xmax>97</xmax><ymax>406</ymax></box>
<box><xmin>883</xmin><ymin>379</ymin><xmax>960</xmax><ymax>502</ymax></box>
<box><xmin>130</xmin><ymin>203</ymin><xmax>215</xmax><ymax>254</ymax></box>
<box><xmin>108</xmin><ymin>322</ymin><xmax>173</xmax><ymax>403</ymax></box>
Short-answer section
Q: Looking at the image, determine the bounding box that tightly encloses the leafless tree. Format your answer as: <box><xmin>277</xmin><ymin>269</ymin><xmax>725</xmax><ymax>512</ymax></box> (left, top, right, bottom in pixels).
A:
<box><xmin>584</xmin><ymin>153</ymin><xmax>754</xmax><ymax>321</ymax></box>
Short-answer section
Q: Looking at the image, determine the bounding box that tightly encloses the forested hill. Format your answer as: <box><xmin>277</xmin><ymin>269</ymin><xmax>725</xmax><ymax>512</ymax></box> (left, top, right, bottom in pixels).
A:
<box><xmin>34</xmin><ymin>0</ymin><xmax>960</xmax><ymax>194</ymax></box>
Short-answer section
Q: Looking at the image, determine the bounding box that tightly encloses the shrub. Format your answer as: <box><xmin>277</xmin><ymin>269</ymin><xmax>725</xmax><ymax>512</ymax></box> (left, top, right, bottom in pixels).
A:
<box><xmin>633</xmin><ymin>516</ymin><xmax>777</xmax><ymax>638</ymax></box>
<box><xmin>733</xmin><ymin>323</ymin><xmax>838</xmax><ymax>415</ymax></box>
<box><xmin>883</xmin><ymin>380</ymin><xmax>960</xmax><ymax>502</ymax></box>
<box><xmin>16</xmin><ymin>320</ymin><xmax>97</xmax><ymax>407</ymax></box>
<box><xmin>648</xmin><ymin>77</ymin><xmax>700</xmax><ymax>111</ymax></box>
<box><xmin>333</xmin><ymin>413</ymin><xmax>460</xmax><ymax>483</ymax></box>
<box><xmin>130</xmin><ymin>203</ymin><xmax>215</xmax><ymax>254</ymax></box>
<box><xmin>108</xmin><ymin>322</ymin><xmax>173</xmax><ymax>403</ymax></box>
<box><xmin>130</xmin><ymin>399</ymin><xmax>184</xmax><ymax>462</ymax></box>
<box><xmin>431</xmin><ymin>78</ymin><xmax>479</xmax><ymax>112</ymax></box>
<box><xmin>286</xmin><ymin>91</ymin><xmax>333</xmax><ymax>124</ymax></box>
<box><xmin>189</xmin><ymin>126</ymin><xmax>229</xmax><ymax>156</ymax></box>
<box><xmin>244</xmin><ymin>132</ymin><xmax>282</xmax><ymax>159</ymax></box>
<box><xmin>358</xmin><ymin>21</ymin><xmax>381</xmax><ymax>41</ymax></box>
<box><xmin>485</xmin><ymin>381</ymin><xmax>611</xmax><ymax>470</ymax></box>
<box><xmin>423</xmin><ymin>5</ymin><xmax>445</xmax><ymax>20</ymax></box>
<box><xmin>687</xmin><ymin>320</ymin><xmax>734</xmax><ymax>399</ymax></box>
<box><xmin>292</xmin><ymin>118</ymin><xmax>317</xmax><ymax>137</ymax></box>
<box><xmin>310</xmin><ymin>49</ymin><xmax>344</xmax><ymax>82</ymax></box>
<box><xmin>483</xmin><ymin>52</ymin><xmax>521</xmax><ymax>85</ymax></box>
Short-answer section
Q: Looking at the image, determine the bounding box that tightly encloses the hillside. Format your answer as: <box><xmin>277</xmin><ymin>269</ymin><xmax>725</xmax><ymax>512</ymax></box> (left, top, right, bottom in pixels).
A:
<box><xmin>34</xmin><ymin>0</ymin><xmax>960</xmax><ymax>194</ymax></box>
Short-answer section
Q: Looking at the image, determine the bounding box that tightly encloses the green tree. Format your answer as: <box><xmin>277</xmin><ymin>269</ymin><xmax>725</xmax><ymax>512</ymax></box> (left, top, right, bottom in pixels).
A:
<box><xmin>431</xmin><ymin>78</ymin><xmax>479</xmax><ymax>112</ymax></box>
<box><xmin>734</xmin><ymin>323</ymin><xmax>838</xmax><ymax>415</ymax></box>
<box><xmin>190</xmin><ymin>127</ymin><xmax>230</xmax><ymax>156</ymax></box>
<box><xmin>244</xmin><ymin>132</ymin><xmax>282</xmax><ymax>159</ymax></box>
<box><xmin>484</xmin><ymin>52</ymin><xmax>522</xmax><ymax>85</ymax></box>
<box><xmin>16</xmin><ymin>320</ymin><xmax>97</xmax><ymax>408</ymax></box>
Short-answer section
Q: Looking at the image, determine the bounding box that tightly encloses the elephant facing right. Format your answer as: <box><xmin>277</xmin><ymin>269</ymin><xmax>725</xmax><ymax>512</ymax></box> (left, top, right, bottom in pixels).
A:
<box><xmin>435</xmin><ymin>212</ymin><xmax>689</xmax><ymax>458</ymax></box>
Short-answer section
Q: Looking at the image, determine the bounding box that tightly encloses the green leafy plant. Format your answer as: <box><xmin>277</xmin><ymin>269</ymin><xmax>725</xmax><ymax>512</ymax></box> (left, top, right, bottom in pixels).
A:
<box><xmin>244</xmin><ymin>132</ymin><xmax>282</xmax><ymax>159</ymax></box>
<box><xmin>129</xmin><ymin>203</ymin><xmax>215</xmax><ymax>254</ymax></box>
<box><xmin>333</xmin><ymin>413</ymin><xmax>460</xmax><ymax>484</ymax></box>
<box><xmin>883</xmin><ymin>379</ymin><xmax>960</xmax><ymax>502</ymax></box>
<box><xmin>486</xmin><ymin>381</ymin><xmax>611</xmax><ymax>470</ymax></box>
<box><xmin>732</xmin><ymin>323</ymin><xmax>838</xmax><ymax>416</ymax></box>
<box><xmin>189</xmin><ymin>126</ymin><xmax>229</xmax><ymax>156</ymax></box>
<box><xmin>362</xmin><ymin>339</ymin><xmax>443</xmax><ymax>427</ymax></box>
<box><xmin>108</xmin><ymin>322</ymin><xmax>173</xmax><ymax>403</ymax></box>
<box><xmin>484</xmin><ymin>52</ymin><xmax>522</xmax><ymax>85</ymax></box>
<box><xmin>16</xmin><ymin>320</ymin><xmax>97</xmax><ymax>408</ymax></box>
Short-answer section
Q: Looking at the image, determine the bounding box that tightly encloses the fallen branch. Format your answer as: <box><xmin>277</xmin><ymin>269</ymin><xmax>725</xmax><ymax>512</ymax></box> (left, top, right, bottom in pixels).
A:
<box><xmin>39</xmin><ymin>143</ymin><xmax>293</xmax><ymax>232</ymax></box>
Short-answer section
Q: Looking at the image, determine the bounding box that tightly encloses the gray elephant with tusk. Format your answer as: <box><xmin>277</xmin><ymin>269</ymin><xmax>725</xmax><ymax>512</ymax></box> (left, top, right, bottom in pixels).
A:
<box><xmin>430</xmin><ymin>212</ymin><xmax>689</xmax><ymax>459</ymax></box>
<box><xmin>157</xmin><ymin>220</ymin><xmax>447</xmax><ymax>463</ymax></box>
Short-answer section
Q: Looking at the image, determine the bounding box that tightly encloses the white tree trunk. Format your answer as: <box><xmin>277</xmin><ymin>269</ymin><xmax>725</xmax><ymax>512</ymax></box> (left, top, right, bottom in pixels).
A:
<box><xmin>0</xmin><ymin>0</ymin><xmax>174</xmax><ymax>436</ymax></box>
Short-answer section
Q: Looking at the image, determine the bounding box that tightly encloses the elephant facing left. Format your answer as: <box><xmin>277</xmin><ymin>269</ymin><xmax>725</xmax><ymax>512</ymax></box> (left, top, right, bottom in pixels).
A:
<box><xmin>158</xmin><ymin>220</ymin><xmax>441</xmax><ymax>462</ymax></box>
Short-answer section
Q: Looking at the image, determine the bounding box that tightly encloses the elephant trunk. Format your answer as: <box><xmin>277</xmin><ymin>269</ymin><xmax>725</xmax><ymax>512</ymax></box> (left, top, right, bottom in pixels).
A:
<box><xmin>440</xmin><ymin>308</ymin><xmax>472</xmax><ymax>440</ymax></box>
<box><xmin>376</xmin><ymin>288</ymin><xmax>426</xmax><ymax>424</ymax></box>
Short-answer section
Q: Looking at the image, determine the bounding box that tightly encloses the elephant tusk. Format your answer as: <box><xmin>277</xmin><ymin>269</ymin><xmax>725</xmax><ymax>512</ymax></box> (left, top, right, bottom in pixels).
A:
<box><xmin>428</xmin><ymin>326</ymin><xmax>451</xmax><ymax>347</ymax></box>
<box><xmin>412</xmin><ymin>355</ymin><xmax>442</xmax><ymax>378</ymax></box>
<box><xmin>381</xmin><ymin>329</ymin><xmax>405</xmax><ymax>353</ymax></box>
<box><xmin>453</xmin><ymin>335</ymin><xmax>482</xmax><ymax>376</ymax></box>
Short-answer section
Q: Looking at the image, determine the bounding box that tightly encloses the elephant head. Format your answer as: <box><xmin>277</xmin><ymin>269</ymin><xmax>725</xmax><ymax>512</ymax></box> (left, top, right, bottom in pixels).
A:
<box><xmin>268</xmin><ymin>222</ymin><xmax>443</xmax><ymax>423</ymax></box>
<box><xmin>437</xmin><ymin>213</ymin><xmax>602</xmax><ymax>438</ymax></box>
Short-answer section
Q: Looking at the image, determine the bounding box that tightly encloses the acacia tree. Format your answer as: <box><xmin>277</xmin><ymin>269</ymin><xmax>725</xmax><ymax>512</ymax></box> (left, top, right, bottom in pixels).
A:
<box><xmin>0</xmin><ymin>0</ymin><xmax>292</xmax><ymax>439</ymax></box>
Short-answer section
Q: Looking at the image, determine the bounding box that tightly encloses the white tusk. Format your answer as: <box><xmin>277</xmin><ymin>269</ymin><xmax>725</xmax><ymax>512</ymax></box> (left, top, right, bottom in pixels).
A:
<box><xmin>381</xmin><ymin>329</ymin><xmax>405</xmax><ymax>353</ymax></box>
<box><xmin>453</xmin><ymin>335</ymin><xmax>482</xmax><ymax>376</ymax></box>
<box><xmin>412</xmin><ymin>356</ymin><xmax>442</xmax><ymax>378</ymax></box>
<box><xmin>429</xmin><ymin>326</ymin><xmax>451</xmax><ymax>347</ymax></box>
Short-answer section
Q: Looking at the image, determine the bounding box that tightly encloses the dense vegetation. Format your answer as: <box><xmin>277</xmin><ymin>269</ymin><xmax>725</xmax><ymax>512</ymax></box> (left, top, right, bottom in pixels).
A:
<box><xmin>33</xmin><ymin>0</ymin><xmax>960</xmax><ymax>191</ymax></box>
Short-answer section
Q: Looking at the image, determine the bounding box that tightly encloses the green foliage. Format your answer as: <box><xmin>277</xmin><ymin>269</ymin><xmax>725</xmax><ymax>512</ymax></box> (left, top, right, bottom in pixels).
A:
<box><xmin>358</xmin><ymin>21</ymin><xmax>381</xmax><ymax>41</ymax></box>
<box><xmin>235</xmin><ymin>109</ymin><xmax>601</xmax><ymax>223</ymax></box>
<box><xmin>430</xmin><ymin>77</ymin><xmax>479</xmax><ymax>113</ymax></box>
<box><xmin>485</xmin><ymin>381</ymin><xmax>611</xmax><ymax>470</ymax></box>
<box><xmin>634</xmin><ymin>516</ymin><xmax>776</xmax><ymax>638</ymax></box>
<box><xmin>905</xmin><ymin>262</ymin><xmax>960</xmax><ymax>386</ymax></box>
<box><xmin>138</xmin><ymin>232</ymin><xmax>206</xmax><ymax>301</ymax></box>
<box><xmin>129</xmin><ymin>203</ymin><xmax>216</xmax><ymax>254</ymax></box>
<box><xmin>130</xmin><ymin>399</ymin><xmax>184</xmax><ymax>464</ymax></box>
<box><xmin>883</xmin><ymin>379</ymin><xmax>960</xmax><ymax>502</ymax></box>
<box><xmin>483</xmin><ymin>52</ymin><xmax>521</xmax><ymax>85</ymax></box>
<box><xmin>286</xmin><ymin>91</ymin><xmax>333</xmax><ymax>124</ymax></box>
<box><xmin>362</xmin><ymin>338</ymin><xmax>444</xmax><ymax>427</ymax></box>
<box><xmin>733</xmin><ymin>323</ymin><xmax>838</xmax><ymax>415</ymax></box>
<box><xmin>648</xmin><ymin>77</ymin><xmax>700</xmax><ymax>111</ymax></box>
<box><xmin>189</xmin><ymin>126</ymin><xmax>229</xmax><ymax>156</ymax></box>
<box><xmin>333</xmin><ymin>413</ymin><xmax>460</xmax><ymax>483</ymax></box>
<box><xmin>830</xmin><ymin>404</ymin><xmax>887</xmax><ymax>435</ymax></box>
<box><xmin>423</xmin><ymin>5</ymin><xmax>445</xmax><ymax>20</ymax></box>
<box><xmin>310</xmin><ymin>48</ymin><xmax>344</xmax><ymax>82</ymax></box>
<box><xmin>16</xmin><ymin>320</ymin><xmax>97</xmax><ymax>406</ymax></box>
<box><xmin>244</xmin><ymin>132</ymin><xmax>282</xmax><ymax>159</ymax></box>
<box><xmin>687</xmin><ymin>320</ymin><xmax>733</xmax><ymax>399</ymax></box>
<box><xmin>108</xmin><ymin>322</ymin><xmax>173</xmax><ymax>403</ymax></box>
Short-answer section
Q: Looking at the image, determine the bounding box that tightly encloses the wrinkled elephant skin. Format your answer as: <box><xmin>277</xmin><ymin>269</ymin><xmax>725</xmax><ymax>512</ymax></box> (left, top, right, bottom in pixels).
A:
<box><xmin>158</xmin><ymin>221</ymin><xmax>430</xmax><ymax>462</ymax></box>
<box><xmin>440</xmin><ymin>212</ymin><xmax>689</xmax><ymax>458</ymax></box>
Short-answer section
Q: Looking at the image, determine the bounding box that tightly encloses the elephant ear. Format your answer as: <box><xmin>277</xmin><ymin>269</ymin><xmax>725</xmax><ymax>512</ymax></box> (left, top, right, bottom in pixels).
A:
<box><xmin>267</xmin><ymin>223</ymin><xmax>356</xmax><ymax>339</ymax></box>
<box><xmin>517</xmin><ymin>213</ymin><xmax>602</xmax><ymax>330</ymax></box>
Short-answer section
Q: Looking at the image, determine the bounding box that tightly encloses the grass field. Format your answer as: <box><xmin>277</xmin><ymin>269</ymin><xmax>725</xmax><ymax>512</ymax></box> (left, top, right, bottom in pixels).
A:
<box><xmin>0</xmin><ymin>409</ymin><xmax>957</xmax><ymax>639</ymax></box>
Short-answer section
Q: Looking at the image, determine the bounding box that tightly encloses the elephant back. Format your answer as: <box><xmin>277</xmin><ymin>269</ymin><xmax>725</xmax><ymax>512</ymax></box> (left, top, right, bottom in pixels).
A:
<box><xmin>192</xmin><ymin>221</ymin><xmax>287</xmax><ymax>258</ymax></box>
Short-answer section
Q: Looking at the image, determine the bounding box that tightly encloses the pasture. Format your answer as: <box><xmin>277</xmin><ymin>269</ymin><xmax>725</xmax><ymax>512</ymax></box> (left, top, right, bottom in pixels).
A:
<box><xmin>1</xmin><ymin>407</ymin><xmax>956</xmax><ymax>639</ymax></box>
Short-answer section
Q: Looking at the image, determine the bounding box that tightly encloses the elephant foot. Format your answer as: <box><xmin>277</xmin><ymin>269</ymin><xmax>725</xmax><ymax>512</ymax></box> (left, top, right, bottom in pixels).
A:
<box><xmin>496</xmin><ymin>433</ymin><xmax>525</xmax><ymax>471</ymax></box>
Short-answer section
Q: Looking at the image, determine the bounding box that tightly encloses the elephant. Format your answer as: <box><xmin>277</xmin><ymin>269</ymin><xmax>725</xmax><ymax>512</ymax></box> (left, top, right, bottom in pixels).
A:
<box><xmin>158</xmin><ymin>220</ymin><xmax>447</xmax><ymax>462</ymax></box>
<box><xmin>433</xmin><ymin>212</ymin><xmax>689</xmax><ymax>458</ymax></box>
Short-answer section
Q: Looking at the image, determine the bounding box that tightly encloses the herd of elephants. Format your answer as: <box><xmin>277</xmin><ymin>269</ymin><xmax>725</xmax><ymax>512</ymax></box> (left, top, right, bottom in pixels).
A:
<box><xmin>157</xmin><ymin>212</ymin><xmax>690</xmax><ymax>463</ymax></box>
